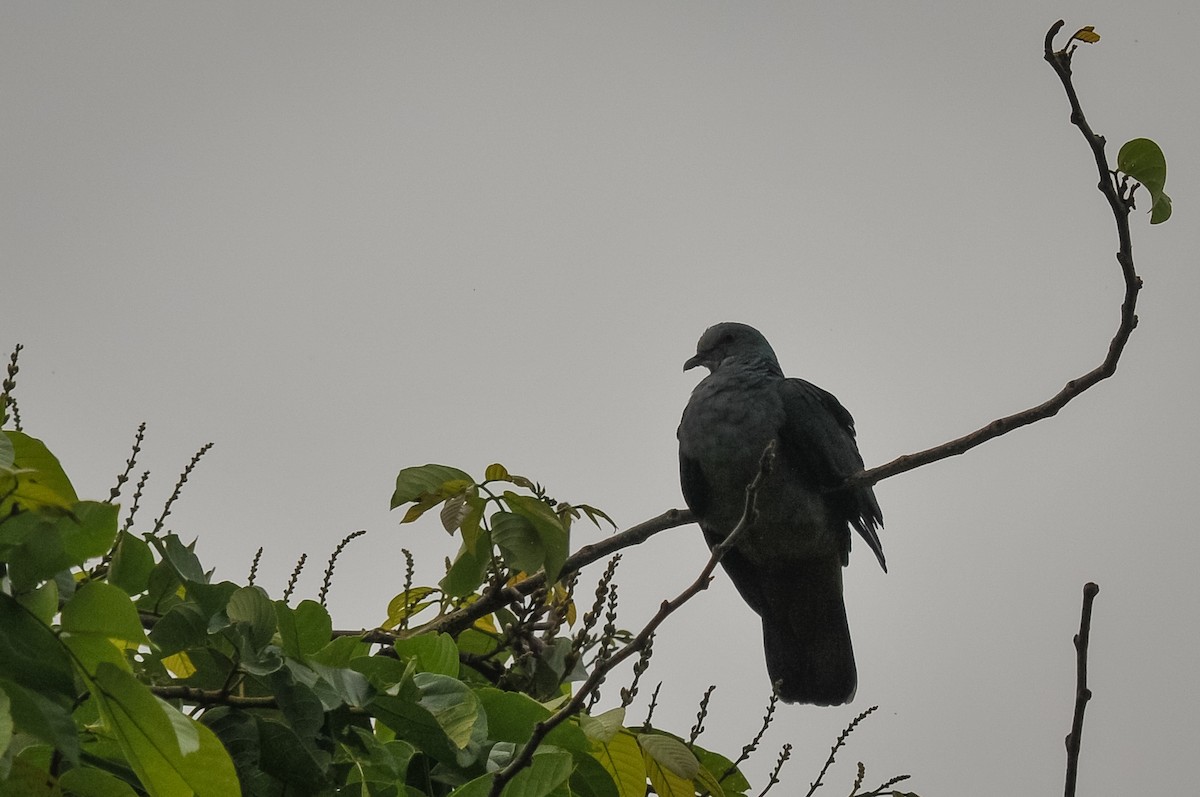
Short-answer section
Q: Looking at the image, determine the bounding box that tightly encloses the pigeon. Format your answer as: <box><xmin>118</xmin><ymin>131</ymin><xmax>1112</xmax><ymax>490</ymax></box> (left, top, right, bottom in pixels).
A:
<box><xmin>678</xmin><ymin>322</ymin><xmax>885</xmax><ymax>705</ymax></box>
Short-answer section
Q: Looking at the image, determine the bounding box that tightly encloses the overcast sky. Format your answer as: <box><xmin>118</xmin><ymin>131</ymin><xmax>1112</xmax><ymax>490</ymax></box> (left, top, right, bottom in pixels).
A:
<box><xmin>4</xmin><ymin>2</ymin><xmax>1199</xmax><ymax>794</ymax></box>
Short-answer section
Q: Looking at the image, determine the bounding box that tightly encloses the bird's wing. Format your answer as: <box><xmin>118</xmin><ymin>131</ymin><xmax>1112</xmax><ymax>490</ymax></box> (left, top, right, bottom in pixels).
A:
<box><xmin>777</xmin><ymin>378</ymin><xmax>886</xmax><ymax>571</ymax></box>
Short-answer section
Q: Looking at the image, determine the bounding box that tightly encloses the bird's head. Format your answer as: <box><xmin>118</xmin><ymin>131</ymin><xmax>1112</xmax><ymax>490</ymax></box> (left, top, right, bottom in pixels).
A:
<box><xmin>684</xmin><ymin>322</ymin><xmax>781</xmax><ymax>374</ymax></box>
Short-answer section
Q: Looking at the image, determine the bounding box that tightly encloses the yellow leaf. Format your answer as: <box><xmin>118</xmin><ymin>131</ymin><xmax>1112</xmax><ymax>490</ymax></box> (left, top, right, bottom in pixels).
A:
<box><xmin>162</xmin><ymin>652</ymin><xmax>197</xmax><ymax>678</ymax></box>
<box><xmin>1071</xmin><ymin>25</ymin><xmax>1100</xmax><ymax>44</ymax></box>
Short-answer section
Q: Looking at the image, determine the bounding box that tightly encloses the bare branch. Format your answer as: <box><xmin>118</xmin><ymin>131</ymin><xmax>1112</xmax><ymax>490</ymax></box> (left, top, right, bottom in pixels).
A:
<box><xmin>846</xmin><ymin>20</ymin><xmax>1142</xmax><ymax>489</ymax></box>
<box><xmin>1064</xmin><ymin>581</ymin><xmax>1100</xmax><ymax>797</ymax></box>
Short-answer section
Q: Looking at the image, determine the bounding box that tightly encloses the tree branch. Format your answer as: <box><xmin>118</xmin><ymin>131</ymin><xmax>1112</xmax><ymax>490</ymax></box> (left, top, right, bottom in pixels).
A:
<box><xmin>846</xmin><ymin>20</ymin><xmax>1142</xmax><ymax>489</ymax></box>
<box><xmin>485</xmin><ymin>443</ymin><xmax>777</xmax><ymax>797</ymax></box>
<box><xmin>1064</xmin><ymin>581</ymin><xmax>1100</xmax><ymax>797</ymax></box>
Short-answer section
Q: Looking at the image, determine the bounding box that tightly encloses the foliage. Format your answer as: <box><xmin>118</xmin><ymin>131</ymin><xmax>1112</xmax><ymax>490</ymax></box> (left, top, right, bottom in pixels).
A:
<box><xmin>2</xmin><ymin>359</ymin><xmax>905</xmax><ymax>796</ymax></box>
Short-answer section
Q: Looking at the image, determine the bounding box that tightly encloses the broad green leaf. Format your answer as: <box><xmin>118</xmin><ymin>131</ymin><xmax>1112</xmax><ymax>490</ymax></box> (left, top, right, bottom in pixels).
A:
<box><xmin>475</xmin><ymin>688</ymin><xmax>588</xmax><ymax>754</ymax></box>
<box><xmin>2</xmin><ymin>501</ymin><xmax>119</xmax><ymax>591</ymax></box>
<box><xmin>504</xmin><ymin>494</ymin><xmax>569</xmax><ymax>583</ymax></box>
<box><xmin>108</xmin><ymin>531</ymin><xmax>155</xmax><ymax>595</ymax></box>
<box><xmin>0</xmin><ymin>593</ymin><xmax>75</xmax><ymax>701</ymax></box>
<box><xmin>391</xmin><ymin>464</ymin><xmax>473</xmax><ymax>511</ymax></box>
<box><xmin>571</xmin><ymin>750</ymin><xmax>621</xmax><ymax>797</ymax></box>
<box><xmin>447</xmin><ymin>773</ymin><xmax>494</xmax><ymax>797</ymax></box>
<box><xmin>505</xmin><ymin>748</ymin><xmax>574</xmax><ymax>797</ymax></box>
<box><xmin>484</xmin><ymin>463</ymin><xmax>510</xmax><ymax>481</ymax></box>
<box><xmin>155</xmin><ymin>533</ymin><xmax>207</xmax><ymax>584</ymax></box>
<box><xmin>1117</xmin><ymin>138</ymin><xmax>1173</xmax><ymax>224</ymax></box>
<box><xmin>352</xmin><ymin>653</ymin><xmax>413</xmax><ymax>692</ymax></box>
<box><xmin>643</xmin><ymin>747</ymin><xmax>694</xmax><ymax>797</ymax></box>
<box><xmin>92</xmin><ymin>663</ymin><xmax>240</xmax><ymax>796</ymax></box>
<box><xmin>694</xmin><ymin>764</ymin><xmax>727</xmax><ymax>797</ymax></box>
<box><xmin>440</xmin><ymin>490</ymin><xmax>472</xmax><ymax>533</ymax></box>
<box><xmin>16</xmin><ymin>579</ymin><xmax>58</xmax><ymax>625</ymax></box>
<box><xmin>0</xmin><ymin>431</ymin><xmax>78</xmax><ymax>514</ymax></box>
<box><xmin>394</xmin><ymin>632</ymin><xmax>460</xmax><ymax>677</ymax></box>
<box><xmin>343</xmin><ymin>726</ymin><xmax>414</xmax><ymax>787</ymax></box>
<box><xmin>62</xmin><ymin>634</ymin><xmax>131</xmax><ymax>677</ymax></box>
<box><xmin>591</xmin><ymin>731</ymin><xmax>646</xmax><ymax>797</ymax></box>
<box><xmin>412</xmin><ymin>672</ymin><xmax>484</xmax><ymax>751</ymax></box>
<box><xmin>637</xmin><ymin>733</ymin><xmax>699</xmax><ymax>779</ymax></box>
<box><xmin>270</xmin><ymin>669</ymin><xmax>326</xmax><ymax>741</ymax></box>
<box><xmin>384</xmin><ymin>586</ymin><xmax>438</xmax><ymax>630</ymax></box>
<box><xmin>227</xmin><ymin>586</ymin><xmax>277</xmax><ymax>649</ymax></box>
<box><xmin>0</xmin><ymin>678</ymin><xmax>79</xmax><ymax>762</ymax></box>
<box><xmin>0</xmin><ymin>689</ymin><xmax>11</xmax><ymax>761</ymax></box>
<box><xmin>149</xmin><ymin>602</ymin><xmax>210</xmax><ymax>656</ymax></box>
<box><xmin>491</xmin><ymin>511</ymin><xmax>545</xmax><ymax>576</ymax></box>
<box><xmin>693</xmin><ymin>745</ymin><xmax>751</xmax><ymax>794</ymax></box>
<box><xmin>440</xmin><ymin>534</ymin><xmax>493</xmax><ymax>598</ymax></box>
<box><xmin>580</xmin><ymin>707</ymin><xmax>625</xmax><ymax>743</ymax></box>
<box><xmin>302</xmin><ymin>660</ymin><xmax>374</xmax><ymax>710</ymax></box>
<box><xmin>0</xmin><ymin>432</ymin><xmax>13</xmax><ymax>468</ymax></box>
<box><xmin>62</xmin><ymin>581</ymin><xmax>148</xmax><ymax>644</ymax></box>
<box><xmin>57</xmin><ymin>766</ymin><xmax>140</xmax><ymax>797</ymax></box>
<box><xmin>275</xmin><ymin>599</ymin><xmax>332</xmax><ymax>660</ymax></box>
<box><xmin>256</xmin><ymin>716</ymin><xmax>331</xmax><ymax>789</ymax></box>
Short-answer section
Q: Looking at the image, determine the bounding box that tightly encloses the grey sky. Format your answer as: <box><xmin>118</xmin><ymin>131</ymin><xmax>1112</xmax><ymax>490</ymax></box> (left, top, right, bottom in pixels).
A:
<box><xmin>4</xmin><ymin>2</ymin><xmax>1198</xmax><ymax>794</ymax></box>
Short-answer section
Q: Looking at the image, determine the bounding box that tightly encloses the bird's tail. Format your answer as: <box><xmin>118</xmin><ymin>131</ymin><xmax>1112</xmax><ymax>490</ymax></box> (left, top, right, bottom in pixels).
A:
<box><xmin>761</xmin><ymin>559</ymin><xmax>856</xmax><ymax>706</ymax></box>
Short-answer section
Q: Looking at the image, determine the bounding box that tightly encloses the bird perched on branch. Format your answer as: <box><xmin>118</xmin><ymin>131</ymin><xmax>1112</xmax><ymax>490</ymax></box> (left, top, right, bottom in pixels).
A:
<box><xmin>677</xmin><ymin>322</ymin><xmax>885</xmax><ymax>705</ymax></box>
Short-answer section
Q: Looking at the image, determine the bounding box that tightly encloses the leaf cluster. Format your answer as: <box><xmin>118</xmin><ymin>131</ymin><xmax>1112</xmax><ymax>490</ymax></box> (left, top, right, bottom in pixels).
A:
<box><xmin>1</xmin><ymin>391</ymin><xmax>802</xmax><ymax>796</ymax></box>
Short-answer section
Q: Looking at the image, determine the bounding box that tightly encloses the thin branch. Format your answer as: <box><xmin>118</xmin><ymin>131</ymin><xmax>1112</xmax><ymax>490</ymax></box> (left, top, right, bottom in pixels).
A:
<box><xmin>846</xmin><ymin>20</ymin><xmax>1142</xmax><ymax>489</ymax></box>
<box><xmin>340</xmin><ymin>508</ymin><xmax>694</xmax><ymax>642</ymax></box>
<box><xmin>150</xmin><ymin>685</ymin><xmax>277</xmax><ymax>708</ymax></box>
<box><xmin>805</xmin><ymin>705</ymin><xmax>878</xmax><ymax>797</ymax></box>
<box><xmin>1064</xmin><ymin>582</ymin><xmax>1100</xmax><ymax>797</ymax></box>
<box><xmin>485</xmin><ymin>442</ymin><xmax>777</xmax><ymax>797</ymax></box>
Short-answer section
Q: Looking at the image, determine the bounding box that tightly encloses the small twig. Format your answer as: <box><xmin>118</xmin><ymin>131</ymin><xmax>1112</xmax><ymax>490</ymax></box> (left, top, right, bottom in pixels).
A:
<box><xmin>756</xmin><ymin>744</ymin><xmax>792</xmax><ymax>797</ymax></box>
<box><xmin>282</xmin><ymin>553</ymin><xmax>307</xmax><ymax>603</ymax></box>
<box><xmin>149</xmin><ymin>684</ymin><xmax>277</xmax><ymax>708</ymax></box>
<box><xmin>108</xmin><ymin>423</ymin><xmax>146</xmax><ymax>503</ymax></box>
<box><xmin>152</xmin><ymin>443</ymin><xmax>214</xmax><ymax>535</ymax></box>
<box><xmin>1</xmin><ymin>344</ymin><xmax>22</xmax><ymax>431</ymax></box>
<box><xmin>688</xmin><ymin>685</ymin><xmax>717</xmax><ymax>747</ymax></box>
<box><xmin>805</xmin><ymin>705</ymin><xmax>878</xmax><ymax>797</ymax></box>
<box><xmin>319</xmin><ymin>529</ymin><xmax>367</xmax><ymax>606</ymax></box>
<box><xmin>642</xmin><ymin>681</ymin><xmax>663</xmax><ymax>728</ymax></box>
<box><xmin>1064</xmin><ymin>582</ymin><xmax>1100</xmax><ymax>797</ymax></box>
<box><xmin>121</xmin><ymin>471</ymin><xmax>150</xmax><ymax>532</ymax></box>
<box><xmin>486</xmin><ymin>442</ymin><xmax>777</xmax><ymax>797</ymax></box>
<box><xmin>247</xmin><ymin>547</ymin><xmax>263</xmax><ymax>586</ymax></box>
<box><xmin>720</xmin><ymin>690</ymin><xmax>779</xmax><ymax>782</ymax></box>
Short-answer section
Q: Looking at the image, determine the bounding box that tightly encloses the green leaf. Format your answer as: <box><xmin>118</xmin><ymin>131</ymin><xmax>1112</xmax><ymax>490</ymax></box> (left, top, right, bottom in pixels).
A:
<box><xmin>16</xmin><ymin>578</ymin><xmax>59</xmax><ymax>625</ymax></box>
<box><xmin>91</xmin><ymin>662</ymin><xmax>241</xmax><ymax>796</ymax></box>
<box><xmin>2</xmin><ymin>501</ymin><xmax>119</xmax><ymax>591</ymax></box>
<box><xmin>570</xmin><ymin>751</ymin><xmax>621</xmax><ymax>797</ymax></box>
<box><xmin>440</xmin><ymin>533</ymin><xmax>493</xmax><ymax>598</ymax></box>
<box><xmin>504</xmin><ymin>494</ymin><xmax>569</xmax><ymax>583</ymax></box>
<box><xmin>475</xmin><ymin>688</ymin><xmax>588</xmax><ymax>754</ymax></box>
<box><xmin>411</xmin><ymin>672</ymin><xmax>485</xmax><ymax>751</ymax></box>
<box><xmin>155</xmin><ymin>533</ymin><xmax>207</xmax><ymax>584</ymax></box>
<box><xmin>394</xmin><ymin>632</ymin><xmax>460</xmax><ymax>677</ymax></box>
<box><xmin>227</xmin><ymin>586</ymin><xmax>277</xmax><ymax>649</ymax></box>
<box><xmin>149</xmin><ymin>602</ymin><xmax>210</xmax><ymax>656</ymax></box>
<box><xmin>0</xmin><ymin>593</ymin><xmax>75</xmax><ymax>701</ymax></box>
<box><xmin>590</xmin><ymin>731</ymin><xmax>646</xmax><ymax>797</ymax></box>
<box><xmin>491</xmin><ymin>511</ymin><xmax>545</xmax><ymax>576</ymax></box>
<box><xmin>643</xmin><ymin>747</ymin><xmax>694</xmax><ymax>797</ymax></box>
<box><xmin>0</xmin><ymin>688</ymin><xmax>12</xmax><ymax>762</ymax></box>
<box><xmin>0</xmin><ymin>431</ymin><xmax>78</xmax><ymax>515</ymax></box>
<box><xmin>505</xmin><ymin>748</ymin><xmax>574</xmax><ymax>797</ymax></box>
<box><xmin>1117</xmin><ymin>137</ymin><xmax>1173</xmax><ymax>224</ymax></box>
<box><xmin>580</xmin><ymin>707</ymin><xmax>625</xmax><ymax>743</ymax></box>
<box><xmin>56</xmin><ymin>766</ymin><xmax>140</xmax><ymax>797</ymax></box>
<box><xmin>108</xmin><ymin>531</ymin><xmax>155</xmax><ymax>595</ymax></box>
<box><xmin>637</xmin><ymin>733</ymin><xmax>699</xmax><ymax>779</ymax></box>
<box><xmin>693</xmin><ymin>745</ymin><xmax>751</xmax><ymax>794</ymax></box>
<box><xmin>391</xmin><ymin>464</ymin><xmax>474</xmax><ymax>511</ymax></box>
<box><xmin>256</xmin><ymin>716</ymin><xmax>331</xmax><ymax>788</ymax></box>
<box><xmin>383</xmin><ymin>586</ymin><xmax>438</xmax><ymax>630</ymax></box>
<box><xmin>484</xmin><ymin>463</ymin><xmax>510</xmax><ymax>481</ymax></box>
<box><xmin>0</xmin><ymin>678</ymin><xmax>79</xmax><ymax>762</ymax></box>
<box><xmin>275</xmin><ymin>599</ymin><xmax>332</xmax><ymax>660</ymax></box>
<box><xmin>62</xmin><ymin>581</ymin><xmax>149</xmax><ymax>644</ymax></box>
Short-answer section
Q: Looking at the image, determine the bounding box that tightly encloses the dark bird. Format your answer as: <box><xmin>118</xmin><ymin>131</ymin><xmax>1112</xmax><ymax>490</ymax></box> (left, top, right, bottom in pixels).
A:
<box><xmin>677</xmin><ymin>322</ymin><xmax>885</xmax><ymax>705</ymax></box>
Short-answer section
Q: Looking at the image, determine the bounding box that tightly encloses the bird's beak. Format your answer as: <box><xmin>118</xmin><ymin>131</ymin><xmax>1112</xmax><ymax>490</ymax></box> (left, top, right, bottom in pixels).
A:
<box><xmin>683</xmin><ymin>353</ymin><xmax>704</xmax><ymax>372</ymax></box>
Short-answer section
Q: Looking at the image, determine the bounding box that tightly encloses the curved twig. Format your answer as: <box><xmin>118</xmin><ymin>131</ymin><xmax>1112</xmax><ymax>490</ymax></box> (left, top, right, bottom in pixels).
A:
<box><xmin>847</xmin><ymin>20</ymin><xmax>1141</xmax><ymax>488</ymax></box>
